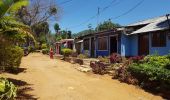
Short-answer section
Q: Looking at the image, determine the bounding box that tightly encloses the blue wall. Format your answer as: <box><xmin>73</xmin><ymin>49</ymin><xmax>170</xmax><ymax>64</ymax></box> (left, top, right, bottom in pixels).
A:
<box><xmin>96</xmin><ymin>36</ymin><xmax>109</xmax><ymax>57</ymax></box>
<box><xmin>121</xmin><ymin>34</ymin><xmax>138</xmax><ymax>56</ymax></box>
<box><xmin>129</xmin><ymin>35</ymin><xmax>138</xmax><ymax>56</ymax></box>
<box><xmin>96</xmin><ymin>51</ymin><xmax>109</xmax><ymax>57</ymax></box>
<box><xmin>123</xmin><ymin>32</ymin><xmax>170</xmax><ymax>56</ymax></box>
<box><xmin>149</xmin><ymin>33</ymin><xmax>170</xmax><ymax>55</ymax></box>
<box><xmin>82</xmin><ymin>32</ymin><xmax>170</xmax><ymax>57</ymax></box>
<box><xmin>94</xmin><ymin>33</ymin><xmax>139</xmax><ymax>57</ymax></box>
<box><xmin>96</xmin><ymin>35</ymin><xmax>122</xmax><ymax>57</ymax></box>
<box><xmin>121</xmin><ymin>34</ymin><xmax>130</xmax><ymax>56</ymax></box>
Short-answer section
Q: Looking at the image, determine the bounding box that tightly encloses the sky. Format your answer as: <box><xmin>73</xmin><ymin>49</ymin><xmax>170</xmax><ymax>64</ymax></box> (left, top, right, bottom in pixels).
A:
<box><xmin>49</xmin><ymin>0</ymin><xmax>170</xmax><ymax>34</ymax></box>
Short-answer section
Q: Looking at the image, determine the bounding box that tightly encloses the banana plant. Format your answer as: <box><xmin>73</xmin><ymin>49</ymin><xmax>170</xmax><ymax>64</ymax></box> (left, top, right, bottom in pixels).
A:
<box><xmin>0</xmin><ymin>0</ymin><xmax>35</xmax><ymax>44</ymax></box>
<box><xmin>0</xmin><ymin>0</ymin><xmax>29</xmax><ymax>18</ymax></box>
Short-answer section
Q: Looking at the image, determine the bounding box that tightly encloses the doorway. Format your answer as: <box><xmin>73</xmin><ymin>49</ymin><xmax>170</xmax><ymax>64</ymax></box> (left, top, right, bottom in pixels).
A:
<box><xmin>110</xmin><ymin>36</ymin><xmax>118</xmax><ymax>54</ymax></box>
<box><xmin>138</xmin><ymin>34</ymin><xmax>149</xmax><ymax>55</ymax></box>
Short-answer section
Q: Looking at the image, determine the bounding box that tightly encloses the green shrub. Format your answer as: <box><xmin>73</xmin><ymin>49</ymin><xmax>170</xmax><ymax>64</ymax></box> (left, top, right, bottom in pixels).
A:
<box><xmin>129</xmin><ymin>55</ymin><xmax>170</xmax><ymax>88</ymax></box>
<box><xmin>0</xmin><ymin>45</ymin><xmax>24</xmax><ymax>71</ymax></box>
<box><xmin>0</xmin><ymin>78</ymin><xmax>17</xmax><ymax>100</ymax></box>
<box><xmin>78</xmin><ymin>54</ymin><xmax>88</xmax><ymax>59</ymax></box>
<box><xmin>98</xmin><ymin>56</ymin><xmax>109</xmax><ymax>63</ymax></box>
<box><xmin>28</xmin><ymin>46</ymin><xmax>34</xmax><ymax>53</ymax></box>
<box><xmin>35</xmin><ymin>42</ymin><xmax>40</xmax><ymax>50</ymax></box>
<box><xmin>41</xmin><ymin>43</ymin><xmax>47</xmax><ymax>49</ymax></box>
<box><xmin>42</xmin><ymin>49</ymin><xmax>49</xmax><ymax>54</ymax></box>
<box><xmin>61</xmin><ymin>48</ymin><xmax>73</xmax><ymax>57</ymax></box>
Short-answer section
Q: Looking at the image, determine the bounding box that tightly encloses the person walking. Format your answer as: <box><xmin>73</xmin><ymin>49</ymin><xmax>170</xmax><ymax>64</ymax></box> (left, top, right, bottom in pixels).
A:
<box><xmin>50</xmin><ymin>47</ymin><xmax>54</xmax><ymax>59</ymax></box>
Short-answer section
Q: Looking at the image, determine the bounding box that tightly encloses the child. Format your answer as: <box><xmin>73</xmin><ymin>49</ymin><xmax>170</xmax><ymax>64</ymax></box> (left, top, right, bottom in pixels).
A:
<box><xmin>50</xmin><ymin>47</ymin><xmax>53</xmax><ymax>59</ymax></box>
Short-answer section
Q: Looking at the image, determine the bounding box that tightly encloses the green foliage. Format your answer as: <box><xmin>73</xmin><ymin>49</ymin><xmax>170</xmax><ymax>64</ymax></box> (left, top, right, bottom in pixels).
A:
<box><xmin>0</xmin><ymin>0</ymin><xmax>34</xmax><ymax>73</ymax></box>
<box><xmin>60</xmin><ymin>30</ymin><xmax>68</xmax><ymax>39</ymax></box>
<box><xmin>42</xmin><ymin>49</ymin><xmax>49</xmax><ymax>55</ymax></box>
<box><xmin>74</xmin><ymin>20</ymin><xmax>120</xmax><ymax>38</ymax></box>
<box><xmin>73</xmin><ymin>29</ymin><xmax>96</xmax><ymax>38</ymax></box>
<box><xmin>34</xmin><ymin>42</ymin><xmax>40</xmax><ymax>50</ymax></box>
<box><xmin>0</xmin><ymin>0</ymin><xmax>34</xmax><ymax>45</ymax></box>
<box><xmin>96</xmin><ymin>19</ymin><xmax>120</xmax><ymax>31</ymax></box>
<box><xmin>54</xmin><ymin>23</ymin><xmax>60</xmax><ymax>32</ymax></box>
<box><xmin>55</xmin><ymin>35</ymin><xmax>62</xmax><ymax>42</ymax></box>
<box><xmin>55</xmin><ymin>30</ymin><xmax>72</xmax><ymax>41</ymax></box>
<box><xmin>67</xmin><ymin>30</ymin><xmax>72</xmax><ymax>39</ymax></box>
<box><xmin>0</xmin><ymin>44</ymin><xmax>24</xmax><ymax>71</ymax></box>
<box><xmin>28</xmin><ymin>46</ymin><xmax>34</xmax><ymax>52</ymax></box>
<box><xmin>129</xmin><ymin>55</ymin><xmax>170</xmax><ymax>87</ymax></box>
<box><xmin>61</xmin><ymin>48</ymin><xmax>73</xmax><ymax>57</ymax></box>
<box><xmin>78</xmin><ymin>54</ymin><xmax>88</xmax><ymax>59</ymax></box>
<box><xmin>41</xmin><ymin>43</ymin><xmax>48</xmax><ymax>49</ymax></box>
<box><xmin>37</xmin><ymin>33</ymin><xmax>47</xmax><ymax>44</ymax></box>
<box><xmin>0</xmin><ymin>17</ymin><xmax>35</xmax><ymax>44</ymax></box>
<box><xmin>0</xmin><ymin>0</ymin><xmax>29</xmax><ymax>18</ymax></box>
<box><xmin>98</xmin><ymin>56</ymin><xmax>109</xmax><ymax>63</ymax></box>
<box><xmin>32</xmin><ymin>22</ymin><xmax>49</xmax><ymax>37</ymax></box>
<box><xmin>0</xmin><ymin>78</ymin><xmax>17</xmax><ymax>100</ymax></box>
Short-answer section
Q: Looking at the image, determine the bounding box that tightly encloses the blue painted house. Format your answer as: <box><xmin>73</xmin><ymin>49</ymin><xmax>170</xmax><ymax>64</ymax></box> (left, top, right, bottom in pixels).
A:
<box><xmin>79</xmin><ymin>29</ymin><xmax>122</xmax><ymax>57</ymax></box>
<box><xmin>79</xmin><ymin>14</ymin><xmax>170</xmax><ymax>57</ymax></box>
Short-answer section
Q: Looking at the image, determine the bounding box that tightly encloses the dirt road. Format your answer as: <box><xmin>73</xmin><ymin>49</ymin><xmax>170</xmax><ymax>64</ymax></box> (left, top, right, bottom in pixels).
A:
<box><xmin>2</xmin><ymin>53</ymin><xmax>163</xmax><ymax>100</ymax></box>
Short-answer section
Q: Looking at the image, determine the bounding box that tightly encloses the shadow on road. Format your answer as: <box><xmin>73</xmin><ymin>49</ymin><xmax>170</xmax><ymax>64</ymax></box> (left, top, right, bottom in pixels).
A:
<box><xmin>143</xmin><ymin>88</ymin><xmax>170</xmax><ymax>99</ymax></box>
<box><xmin>7</xmin><ymin>78</ymin><xmax>38</xmax><ymax>100</ymax></box>
<box><xmin>6</xmin><ymin>68</ymin><xmax>27</xmax><ymax>75</ymax></box>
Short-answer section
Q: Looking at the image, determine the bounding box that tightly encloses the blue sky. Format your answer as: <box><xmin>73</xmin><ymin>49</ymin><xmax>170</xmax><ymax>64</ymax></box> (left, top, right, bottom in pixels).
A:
<box><xmin>49</xmin><ymin>0</ymin><xmax>170</xmax><ymax>34</ymax></box>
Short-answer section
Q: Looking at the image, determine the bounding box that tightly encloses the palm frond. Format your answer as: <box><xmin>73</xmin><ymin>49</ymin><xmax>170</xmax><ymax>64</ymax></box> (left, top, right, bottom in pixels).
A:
<box><xmin>8</xmin><ymin>0</ymin><xmax>29</xmax><ymax>14</ymax></box>
<box><xmin>0</xmin><ymin>0</ymin><xmax>29</xmax><ymax>18</ymax></box>
<box><xmin>0</xmin><ymin>17</ymin><xmax>35</xmax><ymax>43</ymax></box>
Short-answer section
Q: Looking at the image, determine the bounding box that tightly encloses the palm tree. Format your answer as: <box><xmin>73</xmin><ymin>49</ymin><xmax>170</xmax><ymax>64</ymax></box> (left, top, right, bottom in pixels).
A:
<box><xmin>0</xmin><ymin>0</ymin><xmax>29</xmax><ymax>18</ymax></box>
<box><xmin>54</xmin><ymin>23</ymin><xmax>60</xmax><ymax>33</ymax></box>
<box><xmin>0</xmin><ymin>0</ymin><xmax>34</xmax><ymax>44</ymax></box>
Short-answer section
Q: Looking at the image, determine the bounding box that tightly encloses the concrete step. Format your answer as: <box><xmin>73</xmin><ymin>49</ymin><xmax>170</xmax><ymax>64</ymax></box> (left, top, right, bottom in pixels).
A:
<box><xmin>83</xmin><ymin>59</ymin><xmax>99</xmax><ymax>66</ymax></box>
<box><xmin>76</xmin><ymin>67</ymin><xmax>92</xmax><ymax>73</ymax></box>
<box><xmin>81</xmin><ymin>65</ymin><xmax>90</xmax><ymax>68</ymax></box>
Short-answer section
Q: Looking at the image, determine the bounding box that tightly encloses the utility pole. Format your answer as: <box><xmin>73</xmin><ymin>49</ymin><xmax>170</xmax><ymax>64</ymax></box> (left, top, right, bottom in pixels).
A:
<box><xmin>97</xmin><ymin>7</ymin><xmax>100</xmax><ymax>32</ymax></box>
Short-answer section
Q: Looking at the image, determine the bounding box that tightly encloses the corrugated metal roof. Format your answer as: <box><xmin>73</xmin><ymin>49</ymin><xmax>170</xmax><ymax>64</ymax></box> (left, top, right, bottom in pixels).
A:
<box><xmin>76</xmin><ymin>40</ymin><xmax>83</xmax><ymax>43</ymax></box>
<box><xmin>127</xmin><ymin>16</ymin><xmax>166</xmax><ymax>27</ymax></box>
<box><xmin>130</xmin><ymin>17</ymin><xmax>170</xmax><ymax>34</ymax></box>
<box><xmin>60</xmin><ymin>39</ymin><xmax>74</xmax><ymax>43</ymax></box>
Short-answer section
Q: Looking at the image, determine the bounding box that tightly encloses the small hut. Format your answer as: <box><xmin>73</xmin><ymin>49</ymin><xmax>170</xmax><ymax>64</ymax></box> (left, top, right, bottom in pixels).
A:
<box><xmin>55</xmin><ymin>39</ymin><xmax>74</xmax><ymax>55</ymax></box>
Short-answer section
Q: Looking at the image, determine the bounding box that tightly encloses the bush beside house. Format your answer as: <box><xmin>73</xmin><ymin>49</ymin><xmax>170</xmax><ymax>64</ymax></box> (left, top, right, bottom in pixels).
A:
<box><xmin>41</xmin><ymin>43</ymin><xmax>49</xmax><ymax>55</ymax></box>
<box><xmin>88</xmin><ymin>53</ymin><xmax>170</xmax><ymax>98</ymax></box>
<box><xmin>129</xmin><ymin>55</ymin><xmax>170</xmax><ymax>89</ymax></box>
<box><xmin>0</xmin><ymin>44</ymin><xmax>24</xmax><ymax>71</ymax></box>
<box><xmin>61</xmin><ymin>48</ymin><xmax>73</xmax><ymax>61</ymax></box>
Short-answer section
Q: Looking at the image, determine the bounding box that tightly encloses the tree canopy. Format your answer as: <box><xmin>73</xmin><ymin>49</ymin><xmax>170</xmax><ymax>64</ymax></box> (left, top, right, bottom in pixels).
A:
<box><xmin>15</xmin><ymin>0</ymin><xmax>58</xmax><ymax>44</ymax></box>
<box><xmin>0</xmin><ymin>0</ymin><xmax>34</xmax><ymax>45</ymax></box>
<box><xmin>95</xmin><ymin>19</ymin><xmax>121</xmax><ymax>31</ymax></box>
<box><xmin>54</xmin><ymin>23</ymin><xmax>60</xmax><ymax>33</ymax></box>
<box><xmin>0</xmin><ymin>0</ymin><xmax>29</xmax><ymax>18</ymax></box>
<box><xmin>16</xmin><ymin>0</ymin><xmax>58</xmax><ymax>26</ymax></box>
<box><xmin>73</xmin><ymin>20</ymin><xmax>121</xmax><ymax>38</ymax></box>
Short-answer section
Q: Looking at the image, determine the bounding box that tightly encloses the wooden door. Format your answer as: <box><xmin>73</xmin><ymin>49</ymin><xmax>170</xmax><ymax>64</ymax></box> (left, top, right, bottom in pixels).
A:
<box><xmin>91</xmin><ymin>37</ymin><xmax>95</xmax><ymax>57</ymax></box>
<box><xmin>138</xmin><ymin>34</ymin><xmax>149</xmax><ymax>55</ymax></box>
